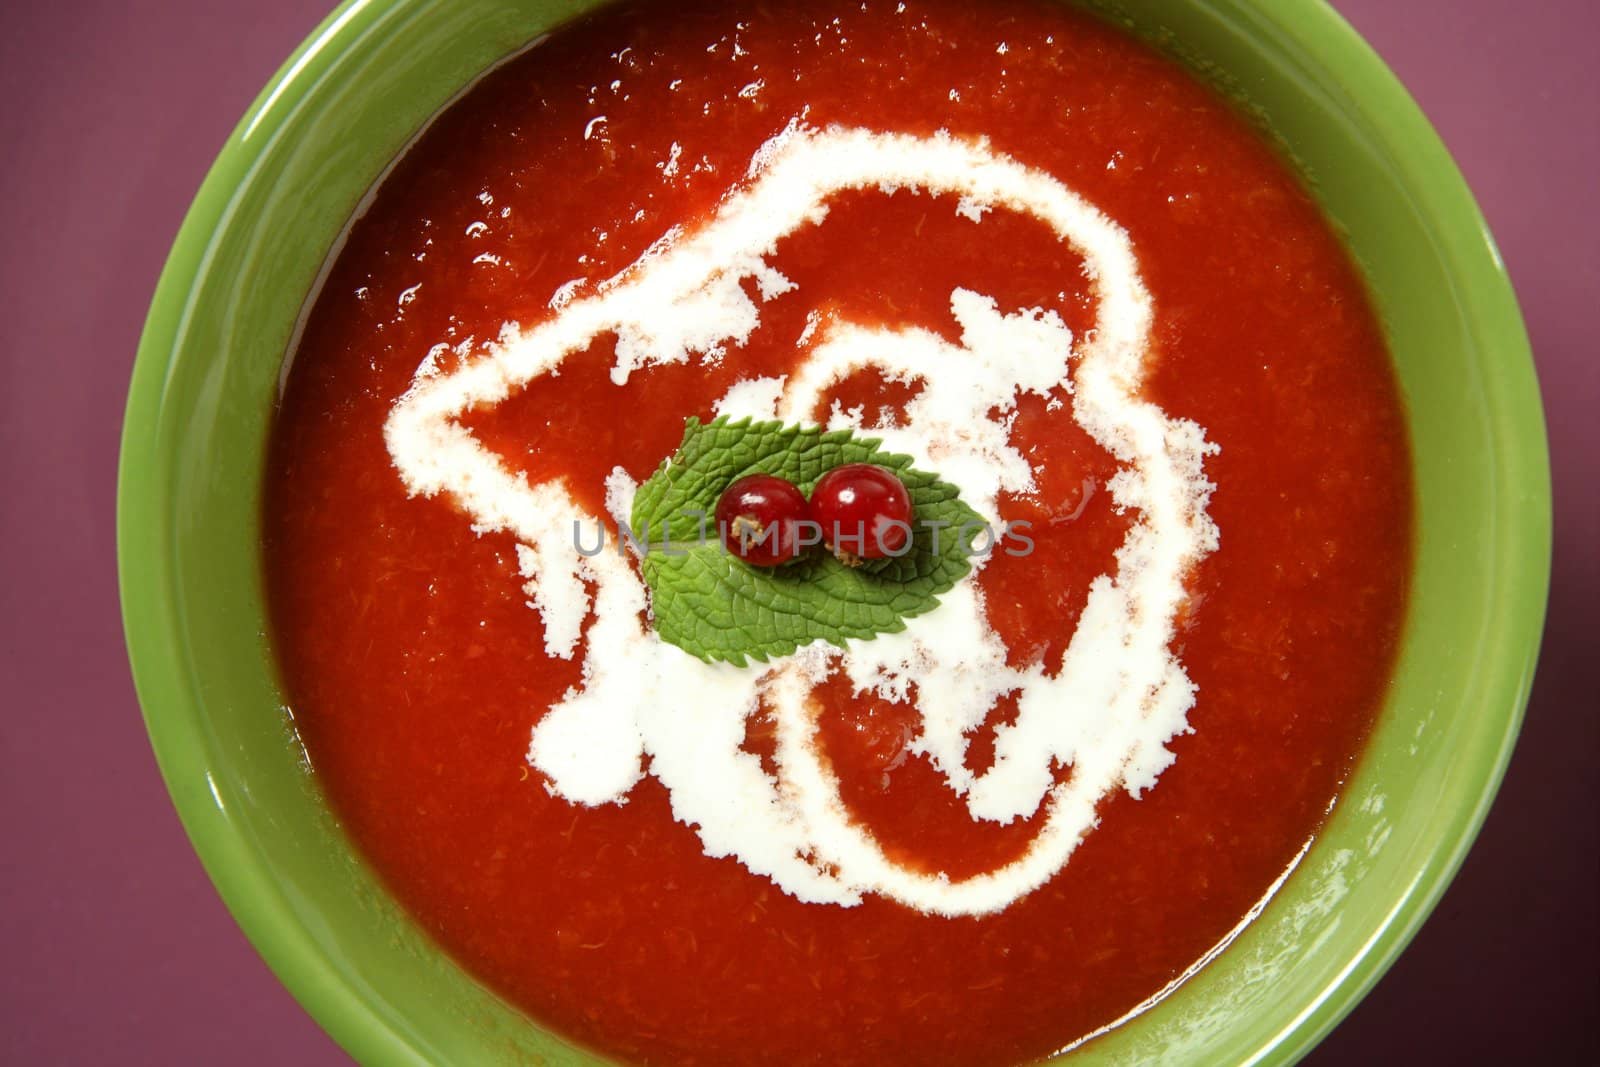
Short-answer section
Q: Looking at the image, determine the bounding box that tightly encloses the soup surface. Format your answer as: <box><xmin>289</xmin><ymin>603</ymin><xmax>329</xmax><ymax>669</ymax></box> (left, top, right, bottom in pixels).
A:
<box><xmin>264</xmin><ymin>0</ymin><xmax>1413</xmax><ymax>1063</ymax></box>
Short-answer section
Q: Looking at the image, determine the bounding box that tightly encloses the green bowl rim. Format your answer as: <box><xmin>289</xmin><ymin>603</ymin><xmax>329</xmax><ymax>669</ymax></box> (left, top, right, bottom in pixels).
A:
<box><xmin>117</xmin><ymin>1</ymin><xmax>1552</xmax><ymax>1064</ymax></box>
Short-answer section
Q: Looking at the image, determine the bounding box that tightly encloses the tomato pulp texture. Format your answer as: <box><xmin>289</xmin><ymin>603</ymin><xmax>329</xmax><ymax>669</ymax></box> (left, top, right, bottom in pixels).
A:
<box><xmin>263</xmin><ymin>1</ymin><xmax>1413</xmax><ymax>1063</ymax></box>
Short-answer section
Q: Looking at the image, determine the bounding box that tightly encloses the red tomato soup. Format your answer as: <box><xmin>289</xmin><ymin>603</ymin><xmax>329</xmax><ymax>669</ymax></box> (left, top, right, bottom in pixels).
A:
<box><xmin>263</xmin><ymin>0</ymin><xmax>1413</xmax><ymax>1063</ymax></box>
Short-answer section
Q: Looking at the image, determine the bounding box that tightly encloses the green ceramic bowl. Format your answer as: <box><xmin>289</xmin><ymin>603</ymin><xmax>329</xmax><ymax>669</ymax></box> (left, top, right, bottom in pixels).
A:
<box><xmin>118</xmin><ymin>0</ymin><xmax>1550</xmax><ymax>1063</ymax></box>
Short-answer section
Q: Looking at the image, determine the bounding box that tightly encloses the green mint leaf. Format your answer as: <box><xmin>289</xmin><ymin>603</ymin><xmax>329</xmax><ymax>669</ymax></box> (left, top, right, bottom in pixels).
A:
<box><xmin>630</xmin><ymin>416</ymin><xmax>985</xmax><ymax>666</ymax></box>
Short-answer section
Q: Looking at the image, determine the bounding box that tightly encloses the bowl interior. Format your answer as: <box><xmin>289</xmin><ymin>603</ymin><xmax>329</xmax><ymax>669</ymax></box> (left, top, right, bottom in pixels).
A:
<box><xmin>118</xmin><ymin>0</ymin><xmax>1549</xmax><ymax>1063</ymax></box>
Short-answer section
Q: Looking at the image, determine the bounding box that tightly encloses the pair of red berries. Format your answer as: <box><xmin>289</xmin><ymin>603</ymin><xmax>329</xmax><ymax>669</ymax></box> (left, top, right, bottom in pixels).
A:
<box><xmin>714</xmin><ymin>463</ymin><xmax>914</xmax><ymax>568</ymax></box>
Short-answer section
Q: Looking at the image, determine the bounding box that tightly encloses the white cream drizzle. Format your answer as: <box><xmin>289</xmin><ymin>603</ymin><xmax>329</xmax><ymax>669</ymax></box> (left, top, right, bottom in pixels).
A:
<box><xmin>383</xmin><ymin>125</ymin><xmax>1218</xmax><ymax>916</ymax></box>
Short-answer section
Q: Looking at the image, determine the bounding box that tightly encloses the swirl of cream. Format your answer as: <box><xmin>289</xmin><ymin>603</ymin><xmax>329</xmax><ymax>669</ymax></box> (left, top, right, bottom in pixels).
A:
<box><xmin>384</xmin><ymin>125</ymin><xmax>1217</xmax><ymax>916</ymax></box>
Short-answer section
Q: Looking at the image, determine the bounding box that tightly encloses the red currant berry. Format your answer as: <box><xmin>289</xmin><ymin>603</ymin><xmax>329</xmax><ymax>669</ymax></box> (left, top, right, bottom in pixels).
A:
<box><xmin>810</xmin><ymin>463</ymin><xmax>914</xmax><ymax>564</ymax></box>
<box><xmin>715</xmin><ymin>474</ymin><xmax>811</xmax><ymax>567</ymax></box>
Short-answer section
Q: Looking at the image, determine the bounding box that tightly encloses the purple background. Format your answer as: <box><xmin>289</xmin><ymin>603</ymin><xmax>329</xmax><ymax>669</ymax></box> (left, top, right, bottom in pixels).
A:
<box><xmin>1</xmin><ymin>0</ymin><xmax>1594</xmax><ymax>1062</ymax></box>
